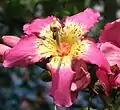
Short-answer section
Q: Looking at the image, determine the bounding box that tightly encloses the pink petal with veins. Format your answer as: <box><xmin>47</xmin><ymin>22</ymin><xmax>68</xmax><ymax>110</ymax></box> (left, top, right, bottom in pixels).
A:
<box><xmin>23</xmin><ymin>16</ymin><xmax>54</xmax><ymax>35</ymax></box>
<box><xmin>64</xmin><ymin>8</ymin><xmax>100</xmax><ymax>33</ymax></box>
<box><xmin>99</xmin><ymin>42</ymin><xmax>120</xmax><ymax>67</ymax></box>
<box><xmin>47</xmin><ymin>56</ymin><xmax>75</xmax><ymax>107</ymax></box>
<box><xmin>78</xmin><ymin>39</ymin><xmax>111</xmax><ymax>74</ymax></box>
<box><xmin>99</xmin><ymin>19</ymin><xmax>120</xmax><ymax>48</ymax></box>
<box><xmin>3</xmin><ymin>34</ymin><xmax>42</xmax><ymax>67</ymax></box>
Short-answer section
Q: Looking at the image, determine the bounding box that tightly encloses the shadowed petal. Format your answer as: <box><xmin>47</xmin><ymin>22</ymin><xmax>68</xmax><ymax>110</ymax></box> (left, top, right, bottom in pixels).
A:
<box><xmin>71</xmin><ymin>39</ymin><xmax>111</xmax><ymax>74</ymax></box>
<box><xmin>0</xmin><ymin>44</ymin><xmax>11</xmax><ymax>55</ymax></box>
<box><xmin>99</xmin><ymin>19</ymin><xmax>120</xmax><ymax>48</ymax></box>
<box><xmin>115</xmin><ymin>73</ymin><xmax>120</xmax><ymax>86</ymax></box>
<box><xmin>99</xmin><ymin>42</ymin><xmax>120</xmax><ymax>67</ymax></box>
<box><xmin>63</xmin><ymin>8</ymin><xmax>100</xmax><ymax>44</ymax></box>
<box><xmin>71</xmin><ymin>59</ymin><xmax>90</xmax><ymax>91</ymax></box>
<box><xmin>109</xmin><ymin>73</ymin><xmax>120</xmax><ymax>87</ymax></box>
<box><xmin>2</xmin><ymin>36</ymin><xmax>20</xmax><ymax>47</ymax></box>
<box><xmin>3</xmin><ymin>34</ymin><xmax>56</xmax><ymax>67</ymax></box>
<box><xmin>96</xmin><ymin>69</ymin><xmax>110</xmax><ymax>95</ymax></box>
<box><xmin>109</xmin><ymin>74</ymin><xmax>116</xmax><ymax>87</ymax></box>
<box><xmin>47</xmin><ymin>56</ymin><xmax>75</xmax><ymax>107</ymax></box>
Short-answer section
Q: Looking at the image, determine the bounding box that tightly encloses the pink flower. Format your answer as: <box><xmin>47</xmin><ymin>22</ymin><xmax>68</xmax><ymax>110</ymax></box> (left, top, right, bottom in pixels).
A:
<box><xmin>0</xmin><ymin>36</ymin><xmax>20</xmax><ymax>61</ymax></box>
<box><xmin>2</xmin><ymin>8</ymin><xmax>111</xmax><ymax>107</ymax></box>
<box><xmin>98</xmin><ymin>19</ymin><xmax>120</xmax><ymax>88</ymax></box>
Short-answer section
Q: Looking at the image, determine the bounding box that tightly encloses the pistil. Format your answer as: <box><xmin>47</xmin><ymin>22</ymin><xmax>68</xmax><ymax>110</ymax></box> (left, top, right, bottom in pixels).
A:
<box><xmin>57</xmin><ymin>42</ymin><xmax>71</xmax><ymax>56</ymax></box>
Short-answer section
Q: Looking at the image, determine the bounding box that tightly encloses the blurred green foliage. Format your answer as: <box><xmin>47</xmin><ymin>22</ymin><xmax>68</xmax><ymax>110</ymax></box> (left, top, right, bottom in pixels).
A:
<box><xmin>0</xmin><ymin>0</ymin><xmax>120</xmax><ymax>110</ymax></box>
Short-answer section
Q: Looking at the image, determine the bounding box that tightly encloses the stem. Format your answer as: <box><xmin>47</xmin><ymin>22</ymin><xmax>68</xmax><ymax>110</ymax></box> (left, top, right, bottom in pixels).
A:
<box><xmin>54</xmin><ymin>105</ymin><xmax>57</xmax><ymax>110</ymax></box>
<box><xmin>88</xmin><ymin>106</ymin><xmax>90</xmax><ymax>110</ymax></box>
<box><xmin>54</xmin><ymin>105</ymin><xmax>63</xmax><ymax>110</ymax></box>
<box><xmin>88</xmin><ymin>104</ymin><xmax>90</xmax><ymax>110</ymax></box>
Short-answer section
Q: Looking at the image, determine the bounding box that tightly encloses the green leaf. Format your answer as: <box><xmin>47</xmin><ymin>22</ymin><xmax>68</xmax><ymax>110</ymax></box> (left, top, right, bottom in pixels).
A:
<box><xmin>39</xmin><ymin>70</ymin><xmax>52</xmax><ymax>82</ymax></box>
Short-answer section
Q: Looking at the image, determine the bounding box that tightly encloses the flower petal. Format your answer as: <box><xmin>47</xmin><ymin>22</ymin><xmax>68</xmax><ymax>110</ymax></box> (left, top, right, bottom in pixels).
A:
<box><xmin>71</xmin><ymin>91</ymin><xmax>78</xmax><ymax>102</ymax></box>
<box><xmin>99</xmin><ymin>19</ymin><xmax>120</xmax><ymax>48</ymax></box>
<box><xmin>109</xmin><ymin>74</ymin><xmax>116</xmax><ymax>87</ymax></box>
<box><xmin>71</xmin><ymin>59</ymin><xmax>90</xmax><ymax>91</ymax></box>
<box><xmin>3</xmin><ymin>34</ymin><xmax>56</xmax><ymax>67</ymax></box>
<box><xmin>0</xmin><ymin>44</ymin><xmax>11</xmax><ymax>55</ymax></box>
<box><xmin>71</xmin><ymin>39</ymin><xmax>111</xmax><ymax>74</ymax></box>
<box><xmin>63</xmin><ymin>8</ymin><xmax>100</xmax><ymax>44</ymax></box>
<box><xmin>47</xmin><ymin>56</ymin><xmax>75</xmax><ymax>107</ymax></box>
<box><xmin>99</xmin><ymin>42</ymin><xmax>120</xmax><ymax>67</ymax></box>
<box><xmin>96</xmin><ymin>69</ymin><xmax>110</xmax><ymax>95</ymax></box>
<box><xmin>115</xmin><ymin>73</ymin><xmax>120</xmax><ymax>86</ymax></box>
<box><xmin>2</xmin><ymin>36</ymin><xmax>20</xmax><ymax>47</ymax></box>
<box><xmin>23</xmin><ymin>16</ymin><xmax>54</xmax><ymax>35</ymax></box>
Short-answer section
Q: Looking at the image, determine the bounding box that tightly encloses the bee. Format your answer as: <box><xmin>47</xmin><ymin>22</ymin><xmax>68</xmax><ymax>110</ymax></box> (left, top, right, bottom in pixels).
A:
<box><xmin>50</xmin><ymin>17</ymin><xmax>61</xmax><ymax>40</ymax></box>
<box><xmin>51</xmin><ymin>27</ymin><xmax>59</xmax><ymax>40</ymax></box>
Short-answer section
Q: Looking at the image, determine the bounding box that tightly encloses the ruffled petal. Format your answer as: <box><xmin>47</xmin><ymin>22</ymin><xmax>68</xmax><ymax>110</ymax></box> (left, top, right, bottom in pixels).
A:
<box><xmin>63</xmin><ymin>8</ymin><xmax>100</xmax><ymax>44</ymax></box>
<box><xmin>3</xmin><ymin>34</ymin><xmax>57</xmax><ymax>67</ymax></box>
<box><xmin>23</xmin><ymin>16</ymin><xmax>54</xmax><ymax>35</ymax></box>
<box><xmin>70</xmin><ymin>39</ymin><xmax>111</xmax><ymax>74</ymax></box>
<box><xmin>47</xmin><ymin>56</ymin><xmax>75</xmax><ymax>107</ymax></box>
<box><xmin>2</xmin><ymin>36</ymin><xmax>20</xmax><ymax>47</ymax></box>
<box><xmin>0</xmin><ymin>44</ymin><xmax>11</xmax><ymax>55</ymax></box>
<box><xmin>99</xmin><ymin>42</ymin><xmax>120</xmax><ymax>67</ymax></box>
<box><xmin>96</xmin><ymin>69</ymin><xmax>110</xmax><ymax>95</ymax></box>
<box><xmin>71</xmin><ymin>59</ymin><xmax>90</xmax><ymax>91</ymax></box>
<box><xmin>99</xmin><ymin>19</ymin><xmax>120</xmax><ymax>48</ymax></box>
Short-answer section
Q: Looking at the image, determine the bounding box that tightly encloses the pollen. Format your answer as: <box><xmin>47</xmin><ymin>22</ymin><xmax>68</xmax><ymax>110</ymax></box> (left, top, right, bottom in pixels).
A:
<box><xmin>111</xmin><ymin>64</ymin><xmax>120</xmax><ymax>74</ymax></box>
<box><xmin>62</xmin><ymin>22</ymin><xmax>86</xmax><ymax>45</ymax></box>
<box><xmin>57</xmin><ymin>41</ymin><xmax>71</xmax><ymax>56</ymax></box>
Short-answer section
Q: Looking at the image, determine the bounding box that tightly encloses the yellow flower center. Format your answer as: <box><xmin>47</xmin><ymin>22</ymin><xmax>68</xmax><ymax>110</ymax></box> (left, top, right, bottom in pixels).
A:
<box><xmin>57</xmin><ymin>41</ymin><xmax>71</xmax><ymax>56</ymax></box>
<box><xmin>38</xmin><ymin>17</ymin><xmax>87</xmax><ymax>58</ymax></box>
